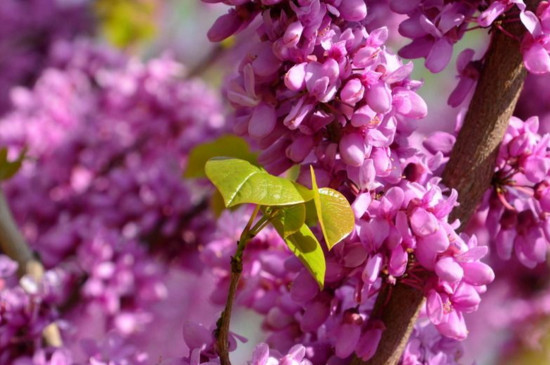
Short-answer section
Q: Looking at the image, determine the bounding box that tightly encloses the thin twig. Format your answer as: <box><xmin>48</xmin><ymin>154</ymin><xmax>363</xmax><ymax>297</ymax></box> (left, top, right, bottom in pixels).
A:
<box><xmin>0</xmin><ymin>189</ymin><xmax>63</xmax><ymax>347</ymax></box>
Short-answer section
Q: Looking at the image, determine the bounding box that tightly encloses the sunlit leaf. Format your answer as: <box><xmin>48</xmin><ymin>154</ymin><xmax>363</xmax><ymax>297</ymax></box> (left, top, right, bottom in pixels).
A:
<box><xmin>310</xmin><ymin>165</ymin><xmax>324</xmax><ymax>233</ymax></box>
<box><xmin>269</xmin><ymin>204</ymin><xmax>306</xmax><ymax>238</ymax></box>
<box><xmin>310</xmin><ymin>166</ymin><xmax>354</xmax><ymax>249</ymax></box>
<box><xmin>205</xmin><ymin>158</ymin><xmax>313</xmax><ymax>208</ymax></box>
<box><xmin>185</xmin><ymin>135</ymin><xmax>257</xmax><ymax>178</ymax></box>
<box><xmin>304</xmin><ymin>200</ymin><xmax>318</xmax><ymax>227</ymax></box>
<box><xmin>278</xmin><ymin>224</ymin><xmax>325</xmax><ymax>289</ymax></box>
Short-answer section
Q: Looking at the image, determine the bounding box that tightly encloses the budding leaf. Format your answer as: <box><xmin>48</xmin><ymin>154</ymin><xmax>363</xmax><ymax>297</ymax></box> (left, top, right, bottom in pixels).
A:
<box><xmin>310</xmin><ymin>166</ymin><xmax>354</xmax><ymax>249</ymax></box>
<box><xmin>269</xmin><ymin>204</ymin><xmax>306</xmax><ymax>238</ymax></box>
<box><xmin>278</xmin><ymin>224</ymin><xmax>325</xmax><ymax>289</ymax></box>
<box><xmin>185</xmin><ymin>135</ymin><xmax>257</xmax><ymax>178</ymax></box>
<box><xmin>205</xmin><ymin>158</ymin><xmax>313</xmax><ymax>208</ymax></box>
<box><xmin>0</xmin><ymin>148</ymin><xmax>26</xmax><ymax>181</ymax></box>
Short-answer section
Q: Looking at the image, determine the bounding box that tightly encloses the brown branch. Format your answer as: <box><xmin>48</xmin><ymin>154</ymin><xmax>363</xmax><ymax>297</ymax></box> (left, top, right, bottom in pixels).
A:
<box><xmin>352</xmin><ymin>2</ymin><xmax>541</xmax><ymax>364</ymax></box>
<box><xmin>0</xmin><ymin>190</ymin><xmax>63</xmax><ymax>347</ymax></box>
<box><xmin>215</xmin><ymin>205</ymin><xmax>262</xmax><ymax>365</ymax></box>
<box><xmin>350</xmin><ymin>277</ymin><xmax>426</xmax><ymax>365</ymax></box>
<box><xmin>216</xmin><ymin>257</ymin><xmax>244</xmax><ymax>365</ymax></box>
<box><xmin>442</xmin><ymin>34</ymin><xmax>526</xmax><ymax>225</ymax></box>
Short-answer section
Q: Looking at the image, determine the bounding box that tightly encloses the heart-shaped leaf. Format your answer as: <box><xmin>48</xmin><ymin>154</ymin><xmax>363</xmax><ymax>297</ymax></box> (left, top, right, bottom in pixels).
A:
<box><xmin>310</xmin><ymin>166</ymin><xmax>354</xmax><ymax>249</ymax></box>
<box><xmin>278</xmin><ymin>224</ymin><xmax>325</xmax><ymax>289</ymax></box>
<box><xmin>269</xmin><ymin>204</ymin><xmax>306</xmax><ymax>238</ymax></box>
<box><xmin>95</xmin><ymin>0</ymin><xmax>157</xmax><ymax>48</ymax></box>
<box><xmin>205</xmin><ymin>158</ymin><xmax>313</xmax><ymax>207</ymax></box>
<box><xmin>185</xmin><ymin>135</ymin><xmax>257</xmax><ymax>178</ymax></box>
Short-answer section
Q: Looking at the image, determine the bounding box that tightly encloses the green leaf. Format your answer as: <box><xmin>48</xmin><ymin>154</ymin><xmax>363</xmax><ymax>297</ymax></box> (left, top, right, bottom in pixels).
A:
<box><xmin>317</xmin><ymin>188</ymin><xmax>355</xmax><ymax>248</ymax></box>
<box><xmin>185</xmin><ymin>135</ymin><xmax>257</xmax><ymax>178</ymax></box>
<box><xmin>210</xmin><ymin>190</ymin><xmax>228</xmax><ymax>218</ymax></box>
<box><xmin>279</xmin><ymin>224</ymin><xmax>325</xmax><ymax>289</ymax></box>
<box><xmin>310</xmin><ymin>165</ymin><xmax>324</xmax><ymax>230</ymax></box>
<box><xmin>309</xmin><ymin>166</ymin><xmax>354</xmax><ymax>249</ymax></box>
<box><xmin>304</xmin><ymin>200</ymin><xmax>318</xmax><ymax>227</ymax></box>
<box><xmin>205</xmin><ymin>158</ymin><xmax>313</xmax><ymax>208</ymax></box>
<box><xmin>269</xmin><ymin>204</ymin><xmax>306</xmax><ymax>238</ymax></box>
<box><xmin>0</xmin><ymin>148</ymin><xmax>26</xmax><ymax>181</ymax></box>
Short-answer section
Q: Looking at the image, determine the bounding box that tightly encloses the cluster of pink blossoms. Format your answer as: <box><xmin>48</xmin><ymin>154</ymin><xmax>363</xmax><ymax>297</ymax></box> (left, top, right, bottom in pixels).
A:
<box><xmin>193</xmin><ymin>0</ymin><xmax>501</xmax><ymax>362</ymax></box>
<box><xmin>387</xmin><ymin>1</ymin><xmax>550</xmax><ymax>109</ymax></box>
<box><xmin>2</xmin><ymin>39</ymin><xmax>224</xmax><ymax>264</ymax></box>
<box><xmin>0</xmin><ymin>0</ymin><xmax>93</xmax><ymax>116</ymax></box>
<box><xmin>208</xmin><ymin>0</ymin><xmax>427</xmax><ymax>187</ymax></box>
<box><xmin>478</xmin><ymin>116</ymin><xmax>550</xmax><ymax>267</ymax></box>
<box><xmin>357</xmin><ymin>180</ymin><xmax>494</xmax><ymax>340</ymax></box>
<box><xmin>182</xmin><ymin>208</ymin><xmax>451</xmax><ymax>363</ymax></box>
<box><xmin>0</xmin><ymin>40</ymin><xmax>225</xmax><ymax>364</ymax></box>
<box><xmin>420</xmin><ymin>112</ymin><xmax>550</xmax><ymax>270</ymax></box>
<box><xmin>0</xmin><ymin>255</ymin><xmax>71</xmax><ymax>364</ymax></box>
<box><xmin>392</xmin><ymin>0</ymin><xmax>550</xmax><ymax>74</ymax></box>
<box><xmin>183</xmin><ymin>178</ymin><xmax>492</xmax><ymax>362</ymax></box>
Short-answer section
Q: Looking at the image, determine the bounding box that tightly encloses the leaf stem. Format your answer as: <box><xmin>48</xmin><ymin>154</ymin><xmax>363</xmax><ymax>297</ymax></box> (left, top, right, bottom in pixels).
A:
<box><xmin>216</xmin><ymin>205</ymin><xmax>262</xmax><ymax>365</ymax></box>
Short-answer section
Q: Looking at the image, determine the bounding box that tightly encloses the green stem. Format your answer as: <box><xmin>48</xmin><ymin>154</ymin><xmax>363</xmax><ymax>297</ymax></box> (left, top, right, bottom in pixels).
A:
<box><xmin>216</xmin><ymin>205</ymin><xmax>262</xmax><ymax>365</ymax></box>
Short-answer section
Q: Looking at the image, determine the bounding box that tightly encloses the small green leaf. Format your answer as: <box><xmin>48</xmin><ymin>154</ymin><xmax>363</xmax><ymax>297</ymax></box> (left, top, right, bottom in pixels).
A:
<box><xmin>269</xmin><ymin>204</ymin><xmax>306</xmax><ymax>238</ymax></box>
<box><xmin>279</xmin><ymin>224</ymin><xmax>325</xmax><ymax>289</ymax></box>
<box><xmin>317</xmin><ymin>188</ymin><xmax>355</xmax><ymax>248</ymax></box>
<box><xmin>205</xmin><ymin>158</ymin><xmax>313</xmax><ymax>207</ymax></box>
<box><xmin>304</xmin><ymin>200</ymin><xmax>318</xmax><ymax>227</ymax></box>
<box><xmin>310</xmin><ymin>165</ymin><xmax>324</xmax><ymax>231</ymax></box>
<box><xmin>0</xmin><ymin>148</ymin><xmax>26</xmax><ymax>181</ymax></box>
<box><xmin>185</xmin><ymin>135</ymin><xmax>257</xmax><ymax>178</ymax></box>
<box><xmin>309</xmin><ymin>166</ymin><xmax>354</xmax><ymax>249</ymax></box>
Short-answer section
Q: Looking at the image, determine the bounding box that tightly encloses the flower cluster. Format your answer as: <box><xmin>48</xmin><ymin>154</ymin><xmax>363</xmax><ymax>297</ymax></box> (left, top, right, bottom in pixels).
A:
<box><xmin>0</xmin><ymin>255</ymin><xmax>71</xmax><ymax>364</ymax></box>
<box><xmin>402</xmin><ymin>316</ymin><xmax>464</xmax><ymax>365</ymax></box>
<box><xmin>420</xmin><ymin>114</ymin><xmax>550</xmax><ymax>269</ymax></box>
<box><xmin>184</xmin><ymin>179</ymin><xmax>491</xmax><ymax>362</ymax></box>
<box><xmin>0</xmin><ymin>0</ymin><xmax>93</xmax><ymax>115</ymax></box>
<box><xmin>198</xmin><ymin>0</ymin><xmax>498</xmax><ymax>362</ymax></box>
<box><xmin>392</xmin><ymin>0</ymin><xmax>550</xmax><ymax>75</ymax></box>
<box><xmin>0</xmin><ymin>40</ymin><xmax>225</xmax><ymax>362</ymax></box>
<box><xmin>1</xmin><ymin>40</ymin><xmax>225</xmax><ymax>265</ymax></box>
<box><xmin>478</xmin><ymin>116</ymin><xmax>550</xmax><ymax>268</ymax></box>
<box><xmin>207</xmin><ymin>0</ymin><xmax>426</xmax><ymax>188</ymax></box>
<box><xmin>393</xmin><ymin>1</ymin><xmax>476</xmax><ymax>73</ymax></box>
<box><xmin>355</xmin><ymin>179</ymin><xmax>494</xmax><ymax>341</ymax></box>
<box><xmin>521</xmin><ymin>1</ymin><xmax>550</xmax><ymax>74</ymax></box>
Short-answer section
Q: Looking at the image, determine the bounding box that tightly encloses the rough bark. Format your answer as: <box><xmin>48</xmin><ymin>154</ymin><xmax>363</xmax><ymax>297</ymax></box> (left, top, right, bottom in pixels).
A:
<box><xmin>352</xmin><ymin>3</ymin><xmax>540</xmax><ymax>364</ymax></box>
<box><xmin>442</xmin><ymin>23</ymin><xmax>527</xmax><ymax>227</ymax></box>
